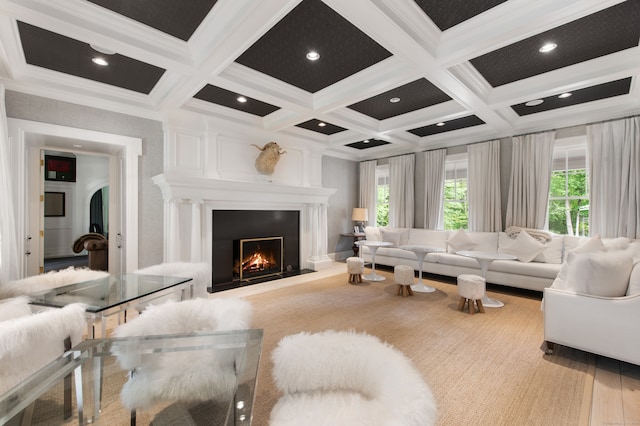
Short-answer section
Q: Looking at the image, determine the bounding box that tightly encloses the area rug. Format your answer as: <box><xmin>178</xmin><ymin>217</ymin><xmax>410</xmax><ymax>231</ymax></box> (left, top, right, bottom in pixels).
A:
<box><xmin>243</xmin><ymin>269</ymin><xmax>592</xmax><ymax>425</ymax></box>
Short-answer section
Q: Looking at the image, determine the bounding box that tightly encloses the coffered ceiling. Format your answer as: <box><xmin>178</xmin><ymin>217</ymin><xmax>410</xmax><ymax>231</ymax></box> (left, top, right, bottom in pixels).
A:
<box><xmin>0</xmin><ymin>0</ymin><xmax>638</xmax><ymax>160</ymax></box>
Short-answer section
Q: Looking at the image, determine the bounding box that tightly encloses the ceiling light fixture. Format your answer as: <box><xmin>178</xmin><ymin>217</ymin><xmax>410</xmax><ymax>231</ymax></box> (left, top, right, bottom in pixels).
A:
<box><xmin>558</xmin><ymin>92</ymin><xmax>572</xmax><ymax>98</ymax></box>
<box><xmin>318</xmin><ymin>122</ymin><xmax>326</xmax><ymax>127</ymax></box>
<box><xmin>436</xmin><ymin>122</ymin><xmax>445</xmax><ymax>127</ymax></box>
<box><xmin>539</xmin><ymin>42</ymin><xmax>557</xmax><ymax>53</ymax></box>
<box><xmin>306</xmin><ymin>51</ymin><xmax>320</xmax><ymax>61</ymax></box>
<box><xmin>525</xmin><ymin>99</ymin><xmax>544</xmax><ymax>107</ymax></box>
<box><xmin>390</xmin><ymin>97</ymin><xmax>400</xmax><ymax>103</ymax></box>
<box><xmin>92</xmin><ymin>57</ymin><xmax>108</xmax><ymax>66</ymax></box>
<box><xmin>73</xmin><ymin>144</ymin><xmax>83</xmax><ymax>148</ymax></box>
<box><xmin>363</xmin><ymin>139</ymin><xmax>370</xmax><ymax>143</ymax></box>
<box><xmin>237</xmin><ymin>96</ymin><xmax>247</xmax><ymax>103</ymax></box>
<box><xmin>90</xmin><ymin>44</ymin><xmax>116</xmax><ymax>55</ymax></box>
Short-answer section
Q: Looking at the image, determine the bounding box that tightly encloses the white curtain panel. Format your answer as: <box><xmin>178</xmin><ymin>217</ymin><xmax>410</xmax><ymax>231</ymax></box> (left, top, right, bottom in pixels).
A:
<box><xmin>468</xmin><ymin>140</ymin><xmax>502</xmax><ymax>232</ymax></box>
<box><xmin>505</xmin><ymin>131</ymin><xmax>555</xmax><ymax>229</ymax></box>
<box><xmin>423</xmin><ymin>149</ymin><xmax>446</xmax><ymax>229</ymax></box>
<box><xmin>0</xmin><ymin>85</ymin><xmax>20</xmax><ymax>282</ymax></box>
<box><xmin>389</xmin><ymin>154</ymin><xmax>415</xmax><ymax>228</ymax></box>
<box><xmin>359</xmin><ymin>160</ymin><xmax>377</xmax><ymax>226</ymax></box>
<box><xmin>587</xmin><ymin>116</ymin><xmax>640</xmax><ymax>239</ymax></box>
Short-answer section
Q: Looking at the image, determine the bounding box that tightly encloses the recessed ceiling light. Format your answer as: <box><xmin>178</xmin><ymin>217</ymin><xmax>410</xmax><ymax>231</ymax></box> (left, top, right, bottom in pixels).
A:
<box><xmin>558</xmin><ymin>92</ymin><xmax>572</xmax><ymax>99</ymax></box>
<box><xmin>73</xmin><ymin>144</ymin><xmax>82</xmax><ymax>148</ymax></box>
<box><xmin>237</xmin><ymin>96</ymin><xmax>247</xmax><ymax>103</ymax></box>
<box><xmin>436</xmin><ymin>122</ymin><xmax>445</xmax><ymax>127</ymax></box>
<box><xmin>306</xmin><ymin>51</ymin><xmax>320</xmax><ymax>61</ymax></box>
<box><xmin>92</xmin><ymin>57</ymin><xmax>108</xmax><ymax>66</ymax></box>
<box><xmin>525</xmin><ymin>99</ymin><xmax>544</xmax><ymax>107</ymax></box>
<box><xmin>90</xmin><ymin>44</ymin><xmax>116</xmax><ymax>55</ymax></box>
<box><xmin>539</xmin><ymin>42</ymin><xmax>557</xmax><ymax>53</ymax></box>
<box><xmin>363</xmin><ymin>139</ymin><xmax>370</xmax><ymax>143</ymax></box>
<box><xmin>318</xmin><ymin>122</ymin><xmax>326</xmax><ymax>127</ymax></box>
<box><xmin>390</xmin><ymin>97</ymin><xmax>400</xmax><ymax>103</ymax></box>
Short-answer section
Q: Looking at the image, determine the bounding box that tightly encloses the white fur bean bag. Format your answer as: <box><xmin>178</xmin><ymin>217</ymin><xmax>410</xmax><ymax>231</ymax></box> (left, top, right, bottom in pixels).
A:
<box><xmin>270</xmin><ymin>330</ymin><xmax>437</xmax><ymax>426</ymax></box>
<box><xmin>0</xmin><ymin>266</ymin><xmax>109</xmax><ymax>299</ymax></box>
<box><xmin>0</xmin><ymin>303</ymin><xmax>86</xmax><ymax>394</ymax></box>
<box><xmin>133</xmin><ymin>262</ymin><xmax>212</xmax><ymax>300</ymax></box>
<box><xmin>0</xmin><ymin>296</ymin><xmax>32</xmax><ymax>322</ymax></box>
<box><xmin>111</xmin><ymin>298</ymin><xmax>252</xmax><ymax>410</ymax></box>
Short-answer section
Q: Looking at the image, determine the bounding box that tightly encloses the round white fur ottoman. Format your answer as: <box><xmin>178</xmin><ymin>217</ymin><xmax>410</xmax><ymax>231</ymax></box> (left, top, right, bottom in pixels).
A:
<box><xmin>346</xmin><ymin>257</ymin><xmax>365</xmax><ymax>284</ymax></box>
<box><xmin>457</xmin><ymin>274</ymin><xmax>486</xmax><ymax>314</ymax></box>
<box><xmin>394</xmin><ymin>265</ymin><xmax>414</xmax><ymax>297</ymax></box>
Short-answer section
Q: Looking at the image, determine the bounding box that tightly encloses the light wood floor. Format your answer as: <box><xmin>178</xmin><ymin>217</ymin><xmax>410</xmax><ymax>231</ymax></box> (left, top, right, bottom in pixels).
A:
<box><xmin>104</xmin><ymin>263</ymin><xmax>640</xmax><ymax>425</ymax></box>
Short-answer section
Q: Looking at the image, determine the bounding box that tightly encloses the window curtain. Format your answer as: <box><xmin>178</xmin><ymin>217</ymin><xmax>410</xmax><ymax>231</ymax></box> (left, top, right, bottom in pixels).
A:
<box><xmin>468</xmin><ymin>140</ymin><xmax>502</xmax><ymax>232</ymax></box>
<box><xmin>587</xmin><ymin>116</ymin><xmax>640</xmax><ymax>238</ymax></box>
<box><xmin>505</xmin><ymin>131</ymin><xmax>555</xmax><ymax>229</ymax></box>
<box><xmin>359</xmin><ymin>160</ymin><xmax>377</xmax><ymax>226</ymax></box>
<box><xmin>0</xmin><ymin>85</ymin><xmax>19</xmax><ymax>282</ymax></box>
<box><xmin>423</xmin><ymin>149</ymin><xmax>446</xmax><ymax>229</ymax></box>
<box><xmin>389</xmin><ymin>153</ymin><xmax>415</xmax><ymax>228</ymax></box>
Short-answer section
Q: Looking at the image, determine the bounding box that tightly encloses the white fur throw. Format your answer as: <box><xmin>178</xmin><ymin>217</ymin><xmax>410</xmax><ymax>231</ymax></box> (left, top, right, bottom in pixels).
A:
<box><xmin>0</xmin><ymin>303</ymin><xmax>86</xmax><ymax>394</ymax></box>
<box><xmin>133</xmin><ymin>262</ymin><xmax>212</xmax><ymax>299</ymax></box>
<box><xmin>111</xmin><ymin>298</ymin><xmax>252</xmax><ymax>410</ymax></box>
<box><xmin>0</xmin><ymin>296</ymin><xmax>32</xmax><ymax>322</ymax></box>
<box><xmin>270</xmin><ymin>330</ymin><xmax>437</xmax><ymax>426</ymax></box>
<box><xmin>0</xmin><ymin>266</ymin><xmax>109</xmax><ymax>299</ymax></box>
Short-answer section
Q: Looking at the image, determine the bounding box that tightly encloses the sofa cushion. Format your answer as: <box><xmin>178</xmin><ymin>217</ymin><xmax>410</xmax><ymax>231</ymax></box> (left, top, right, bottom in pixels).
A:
<box><xmin>533</xmin><ymin>236</ymin><xmax>563</xmax><ymax>264</ymax></box>
<box><xmin>627</xmin><ymin>261</ymin><xmax>640</xmax><ymax>296</ymax></box>
<box><xmin>364</xmin><ymin>226</ymin><xmax>381</xmax><ymax>242</ymax></box>
<box><xmin>567</xmin><ymin>251</ymin><xmax>633</xmax><ymax>297</ymax></box>
<box><xmin>490</xmin><ymin>259</ymin><xmax>562</xmax><ymax>279</ymax></box>
<box><xmin>380</xmin><ymin>227</ymin><xmax>410</xmax><ymax>246</ymax></box>
<box><xmin>407</xmin><ymin>229</ymin><xmax>449</xmax><ymax>250</ymax></box>
<box><xmin>500</xmin><ymin>231</ymin><xmax>544</xmax><ymax>263</ymax></box>
<box><xmin>380</xmin><ymin>228</ymin><xmax>402</xmax><ymax>247</ymax></box>
<box><xmin>435</xmin><ymin>253</ymin><xmax>481</xmax><ymax>269</ymax></box>
<box><xmin>446</xmin><ymin>229</ymin><xmax>477</xmax><ymax>253</ymax></box>
<box><xmin>602</xmin><ymin>237</ymin><xmax>631</xmax><ymax>251</ymax></box>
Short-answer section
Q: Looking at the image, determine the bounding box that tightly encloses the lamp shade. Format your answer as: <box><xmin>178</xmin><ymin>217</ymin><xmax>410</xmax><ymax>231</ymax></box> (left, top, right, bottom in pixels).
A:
<box><xmin>352</xmin><ymin>208</ymin><xmax>368</xmax><ymax>222</ymax></box>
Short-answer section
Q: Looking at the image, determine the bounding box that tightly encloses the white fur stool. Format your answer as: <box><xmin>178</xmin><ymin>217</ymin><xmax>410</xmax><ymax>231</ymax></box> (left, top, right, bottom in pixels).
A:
<box><xmin>457</xmin><ymin>274</ymin><xmax>486</xmax><ymax>315</ymax></box>
<box><xmin>346</xmin><ymin>257</ymin><xmax>365</xmax><ymax>284</ymax></box>
<box><xmin>394</xmin><ymin>265</ymin><xmax>415</xmax><ymax>297</ymax></box>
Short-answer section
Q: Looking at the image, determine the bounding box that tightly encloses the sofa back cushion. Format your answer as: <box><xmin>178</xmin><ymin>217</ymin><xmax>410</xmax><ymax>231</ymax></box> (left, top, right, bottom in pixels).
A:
<box><xmin>379</xmin><ymin>227</ymin><xmax>410</xmax><ymax>247</ymax></box>
<box><xmin>407</xmin><ymin>229</ymin><xmax>450</xmax><ymax>250</ymax></box>
<box><xmin>364</xmin><ymin>226</ymin><xmax>381</xmax><ymax>242</ymax></box>
<box><xmin>567</xmin><ymin>251</ymin><xmax>633</xmax><ymax>297</ymax></box>
<box><xmin>627</xmin><ymin>261</ymin><xmax>640</xmax><ymax>296</ymax></box>
<box><xmin>498</xmin><ymin>233</ymin><xmax>563</xmax><ymax>264</ymax></box>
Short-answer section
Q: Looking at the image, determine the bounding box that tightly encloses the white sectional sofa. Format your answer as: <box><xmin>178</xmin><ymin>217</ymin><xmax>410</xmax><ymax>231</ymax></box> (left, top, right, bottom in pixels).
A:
<box><xmin>359</xmin><ymin>227</ymin><xmax>565</xmax><ymax>292</ymax></box>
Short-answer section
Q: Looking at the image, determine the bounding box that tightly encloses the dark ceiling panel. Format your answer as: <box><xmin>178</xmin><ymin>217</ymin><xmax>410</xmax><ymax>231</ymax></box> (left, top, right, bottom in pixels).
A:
<box><xmin>408</xmin><ymin>115</ymin><xmax>485</xmax><ymax>137</ymax></box>
<box><xmin>345</xmin><ymin>139</ymin><xmax>390</xmax><ymax>150</ymax></box>
<box><xmin>413</xmin><ymin>0</ymin><xmax>507</xmax><ymax>31</ymax></box>
<box><xmin>470</xmin><ymin>1</ymin><xmax>640</xmax><ymax>87</ymax></box>
<box><xmin>348</xmin><ymin>79</ymin><xmax>451</xmax><ymax>120</ymax></box>
<box><xmin>512</xmin><ymin>77</ymin><xmax>632</xmax><ymax>116</ymax></box>
<box><xmin>296</xmin><ymin>119</ymin><xmax>346</xmax><ymax>135</ymax></box>
<box><xmin>194</xmin><ymin>85</ymin><xmax>280</xmax><ymax>117</ymax></box>
<box><xmin>235</xmin><ymin>0</ymin><xmax>392</xmax><ymax>93</ymax></box>
<box><xmin>87</xmin><ymin>0</ymin><xmax>218</xmax><ymax>41</ymax></box>
<box><xmin>17</xmin><ymin>22</ymin><xmax>165</xmax><ymax>94</ymax></box>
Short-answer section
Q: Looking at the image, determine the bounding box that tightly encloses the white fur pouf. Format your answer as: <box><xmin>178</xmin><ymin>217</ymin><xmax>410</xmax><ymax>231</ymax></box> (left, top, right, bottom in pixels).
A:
<box><xmin>457</xmin><ymin>274</ymin><xmax>486</xmax><ymax>314</ymax></box>
<box><xmin>346</xmin><ymin>257</ymin><xmax>364</xmax><ymax>284</ymax></box>
<box><xmin>270</xmin><ymin>330</ymin><xmax>437</xmax><ymax>425</ymax></box>
<box><xmin>395</xmin><ymin>264</ymin><xmax>415</xmax><ymax>296</ymax></box>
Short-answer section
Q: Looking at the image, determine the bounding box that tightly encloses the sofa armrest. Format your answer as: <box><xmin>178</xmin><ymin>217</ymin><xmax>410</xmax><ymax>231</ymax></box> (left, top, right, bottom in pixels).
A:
<box><xmin>543</xmin><ymin>287</ymin><xmax>640</xmax><ymax>365</ymax></box>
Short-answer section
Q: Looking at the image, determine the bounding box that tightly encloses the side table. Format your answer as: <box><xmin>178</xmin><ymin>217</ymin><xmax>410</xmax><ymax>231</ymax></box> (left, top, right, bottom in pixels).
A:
<box><xmin>340</xmin><ymin>232</ymin><xmax>366</xmax><ymax>257</ymax></box>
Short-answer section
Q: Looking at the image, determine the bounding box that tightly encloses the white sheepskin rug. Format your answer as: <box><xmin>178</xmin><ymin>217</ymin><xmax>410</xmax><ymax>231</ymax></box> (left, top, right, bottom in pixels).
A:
<box><xmin>0</xmin><ymin>303</ymin><xmax>86</xmax><ymax>394</ymax></box>
<box><xmin>0</xmin><ymin>267</ymin><xmax>109</xmax><ymax>299</ymax></box>
<box><xmin>0</xmin><ymin>296</ymin><xmax>32</xmax><ymax>322</ymax></box>
<box><xmin>270</xmin><ymin>330</ymin><xmax>437</xmax><ymax>426</ymax></box>
<box><xmin>111</xmin><ymin>298</ymin><xmax>252</xmax><ymax>410</ymax></box>
<box><xmin>133</xmin><ymin>262</ymin><xmax>212</xmax><ymax>300</ymax></box>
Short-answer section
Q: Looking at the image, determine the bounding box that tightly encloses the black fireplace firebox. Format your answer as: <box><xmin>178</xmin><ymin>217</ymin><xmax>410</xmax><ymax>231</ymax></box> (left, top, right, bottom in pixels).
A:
<box><xmin>234</xmin><ymin>237</ymin><xmax>283</xmax><ymax>281</ymax></box>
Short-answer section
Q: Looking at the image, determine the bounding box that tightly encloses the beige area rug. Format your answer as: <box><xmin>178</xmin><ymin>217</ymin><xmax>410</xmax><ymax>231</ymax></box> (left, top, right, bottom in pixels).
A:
<box><xmin>244</xmin><ymin>269</ymin><xmax>593</xmax><ymax>426</ymax></box>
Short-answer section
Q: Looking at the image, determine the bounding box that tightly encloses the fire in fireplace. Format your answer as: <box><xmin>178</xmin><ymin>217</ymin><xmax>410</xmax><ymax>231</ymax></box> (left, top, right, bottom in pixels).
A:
<box><xmin>234</xmin><ymin>237</ymin><xmax>283</xmax><ymax>281</ymax></box>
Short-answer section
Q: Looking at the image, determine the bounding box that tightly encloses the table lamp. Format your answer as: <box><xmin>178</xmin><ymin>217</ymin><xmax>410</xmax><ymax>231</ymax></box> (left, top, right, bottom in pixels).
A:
<box><xmin>352</xmin><ymin>208</ymin><xmax>368</xmax><ymax>233</ymax></box>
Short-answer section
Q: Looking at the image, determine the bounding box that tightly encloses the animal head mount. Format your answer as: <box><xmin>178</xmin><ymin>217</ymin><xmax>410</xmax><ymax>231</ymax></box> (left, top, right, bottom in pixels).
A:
<box><xmin>252</xmin><ymin>142</ymin><xmax>287</xmax><ymax>175</ymax></box>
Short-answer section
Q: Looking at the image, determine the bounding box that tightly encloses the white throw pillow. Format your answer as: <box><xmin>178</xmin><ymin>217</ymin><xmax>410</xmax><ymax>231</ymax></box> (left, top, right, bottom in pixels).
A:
<box><xmin>568</xmin><ymin>251</ymin><xmax>633</xmax><ymax>297</ymax></box>
<box><xmin>380</xmin><ymin>228</ymin><xmax>402</xmax><ymax>247</ymax></box>
<box><xmin>363</xmin><ymin>226</ymin><xmax>381</xmax><ymax>242</ymax></box>
<box><xmin>446</xmin><ymin>229</ymin><xmax>477</xmax><ymax>253</ymax></box>
<box><xmin>572</xmin><ymin>235</ymin><xmax>606</xmax><ymax>254</ymax></box>
<box><xmin>501</xmin><ymin>230</ymin><xmax>545</xmax><ymax>263</ymax></box>
<box><xmin>533</xmin><ymin>236</ymin><xmax>563</xmax><ymax>264</ymax></box>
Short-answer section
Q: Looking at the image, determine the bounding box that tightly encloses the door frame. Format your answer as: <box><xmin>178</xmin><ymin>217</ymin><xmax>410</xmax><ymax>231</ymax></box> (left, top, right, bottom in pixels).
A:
<box><xmin>7</xmin><ymin>118</ymin><xmax>141</xmax><ymax>277</ymax></box>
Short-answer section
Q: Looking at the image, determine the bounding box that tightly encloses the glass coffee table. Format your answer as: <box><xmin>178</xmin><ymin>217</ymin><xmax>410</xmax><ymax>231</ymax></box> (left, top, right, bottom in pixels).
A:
<box><xmin>0</xmin><ymin>329</ymin><xmax>263</xmax><ymax>425</ymax></box>
<box><xmin>29</xmin><ymin>274</ymin><xmax>194</xmax><ymax>338</ymax></box>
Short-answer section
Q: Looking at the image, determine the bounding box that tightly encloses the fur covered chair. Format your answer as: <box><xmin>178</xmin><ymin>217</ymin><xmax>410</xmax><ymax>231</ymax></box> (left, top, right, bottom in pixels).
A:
<box><xmin>0</xmin><ymin>266</ymin><xmax>109</xmax><ymax>300</ymax></box>
<box><xmin>111</xmin><ymin>298</ymin><xmax>252</xmax><ymax>418</ymax></box>
<box><xmin>133</xmin><ymin>261</ymin><xmax>212</xmax><ymax>300</ymax></box>
<box><xmin>270</xmin><ymin>330</ymin><xmax>437</xmax><ymax>426</ymax></box>
<box><xmin>0</xmin><ymin>301</ymin><xmax>86</xmax><ymax>422</ymax></box>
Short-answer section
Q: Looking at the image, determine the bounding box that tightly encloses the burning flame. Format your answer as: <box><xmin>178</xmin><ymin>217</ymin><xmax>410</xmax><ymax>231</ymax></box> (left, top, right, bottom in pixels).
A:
<box><xmin>243</xmin><ymin>251</ymin><xmax>272</xmax><ymax>272</ymax></box>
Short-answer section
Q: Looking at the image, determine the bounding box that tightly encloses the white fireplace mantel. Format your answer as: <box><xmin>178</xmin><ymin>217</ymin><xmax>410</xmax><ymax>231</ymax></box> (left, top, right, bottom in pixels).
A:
<box><xmin>153</xmin><ymin>172</ymin><xmax>337</xmax><ymax>272</ymax></box>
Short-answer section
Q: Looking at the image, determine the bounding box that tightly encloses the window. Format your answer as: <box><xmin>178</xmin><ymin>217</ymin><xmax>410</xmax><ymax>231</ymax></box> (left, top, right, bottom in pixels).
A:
<box><xmin>443</xmin><ymin>154</ymin><xmax>468</xmax><ymax>230</ymax></box>
<box><xmin>548</xmin><ymin>137</ymin><xmax>589</xmax><ymax>236</ymax></box>
<box><xmin>376</xmin><ymin>165</ymin><xmax>389</xmax><ymax>226</ymax></box>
